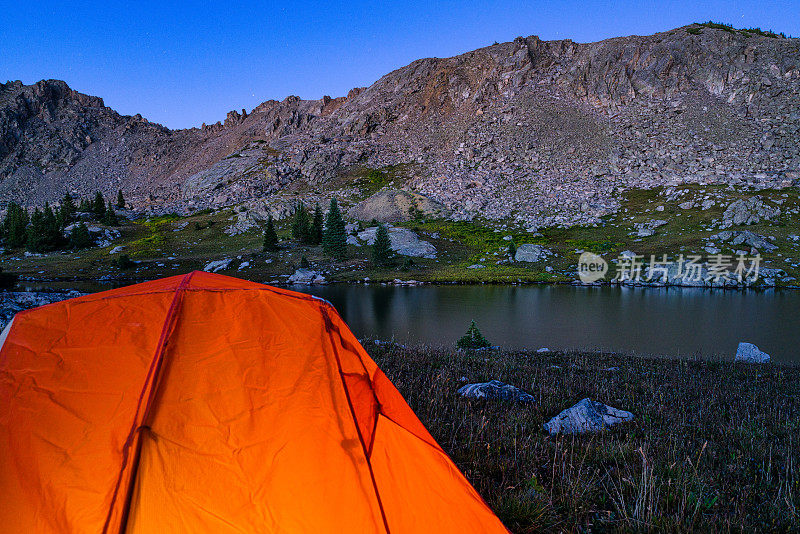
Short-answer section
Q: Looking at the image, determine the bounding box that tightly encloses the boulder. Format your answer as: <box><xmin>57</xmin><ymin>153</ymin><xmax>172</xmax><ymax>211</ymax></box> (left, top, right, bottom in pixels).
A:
<box><xmin>720</xmin><ymin>197</ymin><xmax>780</xmax><ymax>229</ymax></box>
<box><xmin>514</xmin><ymin>244</ymin><xmax>551</xmax><ymax>262</ymax></box>
<box><xmin>633</xmin><ymin>219</ymin><xmax>667</xmax><ymax>237</ymax></box>
<box><xmin>714</xmin><ymin>230</ymin><xmax>777</xmax><ymax>252</ymax></box>
<box><xmin>203</xmin><ymin>258</ymin><xmax>232</xmax><ymax>272</ymax></box>
<box><xmin>357</xmin><ymin>226</ymin><xmax>437</xmax><ymax>258</ymax></box>
<box><xmin>735</xmin><ymin>342</ymin><xmax>770</xmax><ymax>363</ymax></box>
<box><xmin>347</xmin><ymin>188</ymin><xmax>450</xmax><ymax>223</ymax></box>
<box><xmin>544</xmin><ymin>398</ymin><xmax>634</xmax><ymax>435</ymax></box>
<box><xmin>287</xmin><ymin>269</ymin><xmax>326</xmax><ymax>284</ymax></box>
<box><xmin>457</xmin><ymin>380</ymin><xmax>534</xmax><ymax>403</ymax></box>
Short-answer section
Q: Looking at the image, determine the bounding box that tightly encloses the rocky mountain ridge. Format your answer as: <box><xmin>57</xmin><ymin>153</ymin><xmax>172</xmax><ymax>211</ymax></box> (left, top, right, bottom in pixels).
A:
<box><xmin>2</xmin><ymin>23</ymin><xmax>799</xmax><ymax>229</ymax></box>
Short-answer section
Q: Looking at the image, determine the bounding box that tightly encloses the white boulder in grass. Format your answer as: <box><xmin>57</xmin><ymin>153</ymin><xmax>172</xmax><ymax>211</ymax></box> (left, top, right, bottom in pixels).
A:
<box><xmin>457</xmin><ymin>380</ymin><xmax>535</xmax><ymax>403</ymax></box>
<box><xmin>735</xmin><ymin>342</ymin><xmax>770</xmax><ymax>363</ymax></box>
<box><xmin>203</xmin><ymin>258</ymin><xmax>232</xmax><ymax>272</ymax></box>
<box><xmin>544</xmin><ymin>398</ymin><xmax>633</xmax><ymax>435</ymax></box>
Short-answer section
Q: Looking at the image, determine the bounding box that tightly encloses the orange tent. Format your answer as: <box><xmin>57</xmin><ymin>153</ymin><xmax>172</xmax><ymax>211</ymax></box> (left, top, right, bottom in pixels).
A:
<box><xmin>0</xmin><ymin>271</ymin><xmax>507</xmax><ymax>533</ymax></box>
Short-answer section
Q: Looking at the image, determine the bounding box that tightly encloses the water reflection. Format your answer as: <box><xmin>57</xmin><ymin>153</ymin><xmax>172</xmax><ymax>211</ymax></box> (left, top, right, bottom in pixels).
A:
<box><xmin>293</xmin><ymin>284</ymin><xmax>800</xmax><ymax>363</ymax></box>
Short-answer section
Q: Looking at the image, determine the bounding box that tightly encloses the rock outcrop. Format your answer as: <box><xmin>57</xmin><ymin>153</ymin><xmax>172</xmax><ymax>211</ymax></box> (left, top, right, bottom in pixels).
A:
<box><xmin>514</xmin><ymin>244</ymin><xmax>551</xmax><ymax>262</ymax></box>
<box><xmin>347</xmin><ymin>188</ymin><xmax>449</xmax><ymax>223</ymax></box>
<box><xmin>287</xmin><ymin>269</ymin><xmax>326</xmax><ymax>284</ymax></box>
<box><xmin>719</xmin><ymin>197</ymin><xmax>781</xmax><ymax>228</ymax></box>
<box><xmin>356</xmin><ymin>226</ymin><xmax>437</xmax><ymax>258</ymax></box>
<box><xmin>2</xmin><ymin>24</ymin><xmax>799</xmax><ymax>230</ymax></box>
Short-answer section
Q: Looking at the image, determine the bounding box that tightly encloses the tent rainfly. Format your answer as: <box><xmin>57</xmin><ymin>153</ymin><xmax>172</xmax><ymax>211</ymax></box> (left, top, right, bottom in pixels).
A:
<box><xmin>0</xmin><ymin>271</ymin><xmax>507</xmax><ymax>533</ymax></box>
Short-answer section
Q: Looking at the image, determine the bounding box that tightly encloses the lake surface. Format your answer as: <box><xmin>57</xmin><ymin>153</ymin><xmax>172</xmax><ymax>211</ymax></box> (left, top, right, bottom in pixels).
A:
<box><xmin>11</xmin><ymin>281</ymin><xmax>800</xmax><ymax>363</ymax></box>
<box><xmin>289</xmin><ymin>284</ymin><xmax>800</xmax><ymax>363</ymax></box>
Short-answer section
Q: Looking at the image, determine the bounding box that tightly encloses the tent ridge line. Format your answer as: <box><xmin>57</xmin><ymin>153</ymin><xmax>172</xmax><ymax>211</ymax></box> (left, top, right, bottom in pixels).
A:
<box><xmin>320</xmin><ymin>303</ymin><xmax>391</xmax><ymax>534</ymax></box>
<box><xmin>102</xmin><ymin>271</ymin><xmax>195</xmax><ymax>534</ymax></box>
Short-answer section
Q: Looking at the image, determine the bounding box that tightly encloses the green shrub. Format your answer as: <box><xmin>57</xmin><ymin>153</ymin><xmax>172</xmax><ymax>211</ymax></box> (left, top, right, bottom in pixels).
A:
<box><xmin>116</xmin><ymin>254</ymin><xmax>135</xmax><ymax>269</ymax></box>
<box><xmin>69</xmin><ymin>222</ymin><xmax>94</xmax><ymax>249</ymax></box>
<box><xmin>457</xmin><ymin>320</ymin><xmax>492</xmax><ymax>349</ymax></box>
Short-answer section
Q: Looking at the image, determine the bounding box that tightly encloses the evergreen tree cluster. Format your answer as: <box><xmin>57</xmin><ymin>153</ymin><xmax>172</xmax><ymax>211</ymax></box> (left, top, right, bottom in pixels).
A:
<box><xmin>290</xmin><ymin>202</ymin><xmax>324</xmax><ymax>246</ymax></box>
<box><xmin>266</xmin><ymin>198</ymin><xmax>349</xmax><ymax>262</ymax></box>
<box><xmin>0</xmin><ymin>190</ymin><xmax>125</xmax><ymax>253</ymax></box>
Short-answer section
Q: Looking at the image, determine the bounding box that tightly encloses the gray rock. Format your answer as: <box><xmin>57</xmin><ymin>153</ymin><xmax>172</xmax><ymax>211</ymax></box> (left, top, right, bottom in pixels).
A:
<box><xmin>357</xmin><ymin>226</ymin><xmax>437</xmax><ymax>258</ymax></box>
<box><xmin>225</xmin><ymin>199</ymin><xmax>295</xmax><ymax>235</ymax></box>
<box><xmin>287</xmin><ymin>269</ymin><xmax>326</xmax><ymax>284</ymax></box>
<box><xmin>717</xmin><ymin>230</ymin><xmax>778</xmax><ymax>252</ymax></box>
<box><xmin>544</xmin><ymin>398</ymin><xmax>634</xmax><ymax>435</ymax></box>
<box><xmin>347</xmin><ymin>188</ymin><xmax>449</xmax><ymax>223</ymax></box>
<box><xmin>735</xmin><ymin>342</ymin><xmax>770</xmax><ymax>363</ymax></box>
<box><xmin>467</xmin><ymin>264</ymin><xmax>485</xmax><ymax>269</ymax></box>
<box><xmin>202</xmin><ymin>258</ymin><xmax>232</xmax><ymax>272</ymax></box>
<box><xmin>720</xmin><ymin>197</ymin><xmax>781</xmax><ymax>229</ymax></box>
<box><xmin>457</xmin><ymin>380</ymin><xmax>534</xmax><ymax>402</ymax></box>
<box><xmin>634</xmin><ymin>219</ymin><xmax>667</xmax><ymax>237</ymax></box>
<box><xmin>514</xmin><ymin>244</ymin><xmax>552</xmax><ymax>262</ymax></box>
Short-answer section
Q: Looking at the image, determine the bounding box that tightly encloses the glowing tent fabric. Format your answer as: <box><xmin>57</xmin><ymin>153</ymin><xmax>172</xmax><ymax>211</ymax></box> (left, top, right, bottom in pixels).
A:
<box><xmin>0</xmin><ymin>271</ymin><xmax>507</xmax><ymax>533</ymax></box>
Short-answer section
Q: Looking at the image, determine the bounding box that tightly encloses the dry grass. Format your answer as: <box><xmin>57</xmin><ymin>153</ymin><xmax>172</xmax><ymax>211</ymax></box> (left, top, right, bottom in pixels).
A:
<box><xmin>365</xmin><ymin>342</ymin><xmax>800</xmax><ymax>532</ymax></box>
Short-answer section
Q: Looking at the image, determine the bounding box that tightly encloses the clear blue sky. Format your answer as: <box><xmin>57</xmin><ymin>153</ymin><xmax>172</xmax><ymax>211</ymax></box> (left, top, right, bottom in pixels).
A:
<box><xmin>2</xmin><ymin>1</ymin><xmax>798</xmax><ymax>129</ymax></box>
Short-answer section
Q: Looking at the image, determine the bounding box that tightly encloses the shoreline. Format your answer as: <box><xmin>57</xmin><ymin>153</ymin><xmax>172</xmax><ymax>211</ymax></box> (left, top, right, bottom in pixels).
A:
<box><xmin>10</xmin><ymin>273</ymin><xmax>800</xmax><ymax>293</ymax></box>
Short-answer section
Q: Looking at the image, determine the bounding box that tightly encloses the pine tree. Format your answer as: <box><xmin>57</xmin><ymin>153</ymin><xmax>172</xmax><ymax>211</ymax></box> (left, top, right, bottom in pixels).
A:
<box><xmin>508</xmin><ymin>240</ymin><xmax>517</xmax><ymax>259</ymax></box>
<box><xmin>69</xmin><ymin>222</ymin><xmax>93</xmax><ymax>249</ymax></box>
<box><xmin>291</xmin><ymin>202</ymin><xmax>312</xmax><ymax>244</ymax></box>
<box><xmin>117</xmin><ymin>190</ymin><xmax>125</xmax><ymax>209</ymax></box>
<box><xmin>79</xmin><ymin>197</ymin><xmax>92</xmax><ymax>213</ymax></box>
<box><xmin>2</xmin><ymin>202</ymin><xmax>30</xmax><ymax>248</ymax></box>
<box><xmin>372</xmin><ymin>224</ymin><xmax>393</xmax><ymax>267</ymax></box>
<box><xmin>311</xmin><ymin>203</ymin><xmax>324</xmax><ymax>246</ymax></box>
<box><xmin>58</xmin><ymin>193</ymin><xmax>76</xmax><ymax>228</ymax></box>
<box><xmin>42</xmin><ymin>204</ymin><xmax>60</xmax><ymax>248</ymax></box>
<box><xmin>26</xmin><ymin>209</ymin><xmax>45</xmax><ymax>252</ymax></box>
<box><xmin>263</xmin><ymin>215</ymin><xmax>279</xmax><ymax>251</ymax></box>
<box><xmin>322</xmin><ymin>198</ymin><xmax>346</xmax><ymax>260</ymax></box>
<box><xmin>92</xmin><ymin>192</ymin><xmax>106</xmax><ymax>218</ymax></box>
<box><xmin>102</xmin><ymin>200</ymin><xmax>119</xmax><ymax>226</ymax></box>
<box><xmin>456</xmin><ymin>321</ymin><xmax>492</xmax><ymax>350</ymax></box>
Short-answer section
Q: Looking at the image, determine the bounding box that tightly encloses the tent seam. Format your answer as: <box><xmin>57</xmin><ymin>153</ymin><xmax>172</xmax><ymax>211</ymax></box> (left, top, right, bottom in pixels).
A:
<box><xmin>102</xmin><ymin>271</ymin><xmax>195</xmax><ymax>534</ymax></box>
<box><xmin>320</xmin><ymin>304</ymin><xmax>391</xmax><ymax>534</ymax></box>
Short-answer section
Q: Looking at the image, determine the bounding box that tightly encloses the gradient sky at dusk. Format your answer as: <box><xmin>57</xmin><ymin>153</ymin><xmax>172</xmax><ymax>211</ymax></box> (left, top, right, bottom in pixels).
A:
<box><xmin>2</xmin><ymin>0</ymin><xmax>798</xmax><ymax>129</ymax></box>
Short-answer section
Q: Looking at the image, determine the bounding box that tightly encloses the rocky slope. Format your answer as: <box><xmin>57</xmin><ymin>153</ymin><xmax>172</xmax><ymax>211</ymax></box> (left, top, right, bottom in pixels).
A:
<box><xmin>2</xmin><ymin>23</ymin><xmax>799</xmax><ymax>228</ymax></box>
